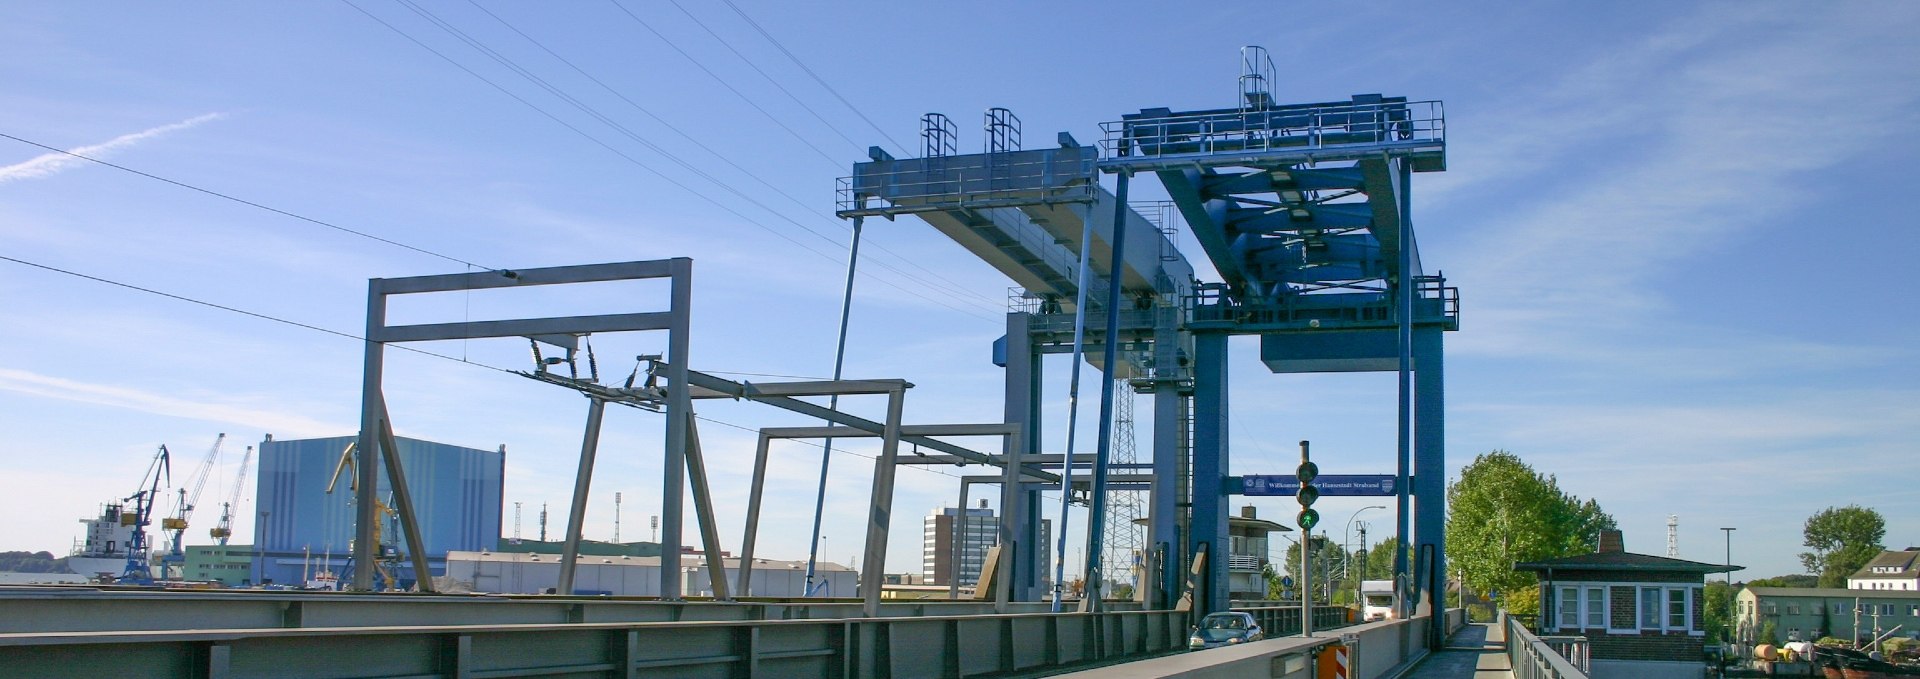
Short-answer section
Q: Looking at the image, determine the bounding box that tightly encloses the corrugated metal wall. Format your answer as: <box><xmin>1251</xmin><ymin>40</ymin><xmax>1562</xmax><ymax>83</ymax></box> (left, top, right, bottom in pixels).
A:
<box><xmin>251</xmin><ymin>434</ymin><xmax>503</xmax><ymax>584</ymax></box>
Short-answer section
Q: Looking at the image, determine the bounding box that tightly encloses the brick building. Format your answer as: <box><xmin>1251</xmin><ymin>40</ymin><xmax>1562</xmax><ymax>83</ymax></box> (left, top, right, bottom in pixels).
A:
<box><xmin>1516</xmin><ymin>530</ymin><xmax>1742</xmax><ymax>679</ymax></box>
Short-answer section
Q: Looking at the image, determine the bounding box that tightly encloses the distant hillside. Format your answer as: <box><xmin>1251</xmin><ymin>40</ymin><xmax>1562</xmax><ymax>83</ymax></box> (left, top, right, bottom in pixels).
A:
<box><xmin>0</xmin><ymin>551</ymin><xmax>69</xmax><ymax>573</ymax></box>
<box><xmin>1744</xmin><ymin>574</ymin><xmax>1820</xmax><ymax>588</ymax></box>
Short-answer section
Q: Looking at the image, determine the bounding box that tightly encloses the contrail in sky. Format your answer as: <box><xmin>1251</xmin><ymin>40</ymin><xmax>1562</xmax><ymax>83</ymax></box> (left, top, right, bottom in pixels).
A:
<box><xmin>0</xmin><ymin>112</ymin><xmax>224</xmax><ymax>184</ymax></box>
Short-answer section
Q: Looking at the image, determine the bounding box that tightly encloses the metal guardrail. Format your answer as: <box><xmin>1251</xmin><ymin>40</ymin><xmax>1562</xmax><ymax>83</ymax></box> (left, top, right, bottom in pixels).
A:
<box><xmin>0</xmin><ymin>607</ymin><xmax>1191</xmax><ymax>679</ymax></box>
<box><xmin>1507</xmin><ymin>614</ymin><xmax>1592</xmax><ymax>679</ymax></box>
<box><xmin>0</xmin><ymin>588</ymin><xmax>1142</xmax><ymax>634</ymax></box>
<box><xmin>1184</xmin><ymin>275</ymin><xmax>1460</xmax><ymax>332</ymax></box>
<box><xmin>1232</xmin><ymin>603</ymin><xmax>1352</xmax><ymax>637</ymax></box>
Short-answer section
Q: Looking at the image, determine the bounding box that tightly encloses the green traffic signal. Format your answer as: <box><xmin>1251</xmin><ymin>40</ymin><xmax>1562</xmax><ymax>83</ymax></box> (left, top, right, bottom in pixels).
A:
<box><xmin>1298</xmin><ymin>508</ymin><xmax>1320</xmax><ymax>530</ymax></box>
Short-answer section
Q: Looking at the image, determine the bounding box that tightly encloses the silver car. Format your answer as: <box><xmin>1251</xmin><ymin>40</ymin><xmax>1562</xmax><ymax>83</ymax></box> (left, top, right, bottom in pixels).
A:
<box><xmin>1188</xmin><ymin>612</ymin><xmax>1264</xmax><ymax>649</ymax></box>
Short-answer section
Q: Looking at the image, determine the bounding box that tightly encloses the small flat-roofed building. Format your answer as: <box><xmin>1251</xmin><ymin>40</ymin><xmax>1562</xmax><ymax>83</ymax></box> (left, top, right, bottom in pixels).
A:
<box><xmin>1516</xmin><ymin>529</ymin><xmax>1741</xmax><ymax>679</ymax></box>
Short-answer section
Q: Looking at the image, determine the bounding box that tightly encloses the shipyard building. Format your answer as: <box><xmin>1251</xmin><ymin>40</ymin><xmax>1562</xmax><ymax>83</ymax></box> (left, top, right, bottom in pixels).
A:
<box><xmin>250</xmin><ymin>434</ymin><xmax>504</xmax><ymax>587</ymax></box>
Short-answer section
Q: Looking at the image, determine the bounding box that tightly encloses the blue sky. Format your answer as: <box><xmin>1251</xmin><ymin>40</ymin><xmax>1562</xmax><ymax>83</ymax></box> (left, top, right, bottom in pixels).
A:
<box><xmin>1</xmin><ymin>1</ymin><xmax>1915</xmax><ymax>581</ymax></box>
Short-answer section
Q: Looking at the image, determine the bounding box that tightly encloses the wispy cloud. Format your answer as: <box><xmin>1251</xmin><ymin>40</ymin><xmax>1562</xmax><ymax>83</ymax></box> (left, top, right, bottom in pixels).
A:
<box><xmin>0</xmin><ymin>367</ymin><xmax>339</xmax><ymax>438</ymax></box>
<box><xmin>0</xmin><ymin>113</ymin><xmax>225</xmax><ymax>184</ymax></box>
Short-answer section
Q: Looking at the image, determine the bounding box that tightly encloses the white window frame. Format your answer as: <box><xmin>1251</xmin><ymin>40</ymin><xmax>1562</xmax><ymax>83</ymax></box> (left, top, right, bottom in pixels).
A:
<box><xmin>1558</xmin><ymin>586</ymin><xmax>1581</xmax><ymax>630</ymax></box>
<box><xmin>1666</xmin><ymin>587</ymin><xmax>1688</xmax><ymax>630</ymax></box>
<box><xmin>1548</xmin><ymin>585</ymin><xmax>1612</xmax><ymax>632</ymax></box>
<box><xmin>1640</xmin><ymin>586</ymin><xmax>1664</xmax><ymax>630</ymax></box>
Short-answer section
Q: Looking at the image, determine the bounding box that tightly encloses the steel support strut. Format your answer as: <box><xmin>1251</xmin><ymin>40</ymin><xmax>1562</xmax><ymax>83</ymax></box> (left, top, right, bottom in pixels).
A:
<box><xmin>1051</xmin><ymin>199</ymin><xmax>1099</xmax><ymax>612</ymax></box>
<box><xmin>557</xmin><ymin>398</ymin><xmax>607</xmax><ymax>596</ymax></box>
<box><xmin>352</xmin><ymin>286</ymin><xmax>387</xmax><ymax>591</ymax></box>
<box><xmin>858</xmin><ymin>387</ymin><xmax>908</xmax><ymax>616</ymax></box>
<box><xmin>1084</xmin><ymin>171</ymin><xmax>1132</xmax><ymax>612</ymax></box>
<box><xmin>660</xmin><ymin>260</ymin><xmax>694</xmax><ymax>599</ymax></box>
<box><xmin>1394</xmin><ymin>158</ymin><xmax>1415</xmax><ymax>618</ymax></box>
<box><xmin>374</xmin><ymin>408</ymin><xmax>434</xmax><ymax>592</ymax></box>
<box><xmin>1414</xmin><ymin>326</ymin><xmax>1445</xmax><ymax>645</ymax></box>
<box><xmin>1191</xmin><ymin>333</ymin><xmax>1230</xmax><ymax>616</ymax></box>
<box><xmin>807</xmin><ymin>215</ymin><xmax>864</xmax><ymax>596</ymax></box>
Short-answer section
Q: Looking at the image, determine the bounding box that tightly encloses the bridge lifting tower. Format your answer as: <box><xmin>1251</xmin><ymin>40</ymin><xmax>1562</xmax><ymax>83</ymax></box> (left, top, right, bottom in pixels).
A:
<box><xmin>843</xmin><ymin>47</ymin><xmax>1459</xmax><ymax>627</ymax></box>
<box><xmin>1096</xmin><ymin>46</ymin><xmax>1458</xmax><ymax>626</ymax></box>
<box><xmin>841</xmin><ymin>108</ymin><xmax>1196</xmax><ymax>606</ymax></box>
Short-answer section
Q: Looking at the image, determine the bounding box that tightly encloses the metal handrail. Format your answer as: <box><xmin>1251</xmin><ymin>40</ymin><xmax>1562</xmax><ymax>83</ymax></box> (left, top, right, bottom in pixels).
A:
<box><xmin>1507</xmin><ymin>614</ymin><xmax>1591</xmax><ymax>679</ymax></box>
<box><xmin>836</xmin><ymin>152</ymin><xmax>1098</xmax><ymax>216</ymax></box>
<box><xmin>1099</xmin><ymin>100</ymin><xmax>1445</xmax><ymax>161</ymax></box>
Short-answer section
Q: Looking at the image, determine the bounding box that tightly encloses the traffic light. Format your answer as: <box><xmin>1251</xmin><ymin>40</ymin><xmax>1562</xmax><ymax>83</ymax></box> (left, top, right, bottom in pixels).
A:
<box><xmin>1297</xmin><ymin>440</ymin><xmax>1320</xmax><ymax>530</ymax></box>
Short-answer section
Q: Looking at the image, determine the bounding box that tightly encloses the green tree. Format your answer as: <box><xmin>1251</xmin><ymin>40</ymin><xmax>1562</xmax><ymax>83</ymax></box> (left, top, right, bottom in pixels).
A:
<box><xmin>1747</xmin><ymin>574</ymin><xmax>1819</xmax><ymax>588</ymax></box>
<box><xmin>1361</xmin><ymin>537</ymin><xmax>1399</xmax><ymax>580</ymax></box>
<box><xmin>1703</xmin><ymin>581</ymin><xmax>1734</xmax><ymax>643</ymax></box>
<box><xmin>1282</xmin><ymin>535</ymin><xmax>1352</xmax><ymax>602</ymax></box>
<box><xmin>1445</xmin><ymin>450</ymin><xmax>1616</xmax><ymax>610</ymax></box>
<box><xmin>1800</xmin><ymin>505</ymin><xmax>1885</xmax><ymax>587</ymax></box>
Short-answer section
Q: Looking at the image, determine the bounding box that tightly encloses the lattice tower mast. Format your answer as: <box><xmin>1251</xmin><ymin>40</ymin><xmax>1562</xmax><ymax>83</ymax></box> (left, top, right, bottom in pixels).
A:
<box><xmin>1102</xmin><ymin>379</ymin><xmax>1145</xmax><ymax>588</ymax></box>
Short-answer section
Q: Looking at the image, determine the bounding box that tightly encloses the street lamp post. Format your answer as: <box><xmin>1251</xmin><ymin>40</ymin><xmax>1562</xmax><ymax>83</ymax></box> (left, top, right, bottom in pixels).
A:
<box><xmin>1344</xmin><ymin>505</ymin><xmax>1386</xmax><ymax>602</ymax></box>
<box><xmin>1720</xmin><ymin>527</ymin><xmax>1735</xmax><ymax>584</ymax></box>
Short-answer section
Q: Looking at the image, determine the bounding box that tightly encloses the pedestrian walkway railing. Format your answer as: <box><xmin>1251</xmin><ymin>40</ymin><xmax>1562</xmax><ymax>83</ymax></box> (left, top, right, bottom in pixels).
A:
<box><xmin>1506</xmin><ymin>614</ymin><xmax>1591</xmax><ymax>679</ymax></box>
<box><xmin>1538</xmin><ymin>635</ymin><xmax>1591</xmax><ymax>674</ymax></box>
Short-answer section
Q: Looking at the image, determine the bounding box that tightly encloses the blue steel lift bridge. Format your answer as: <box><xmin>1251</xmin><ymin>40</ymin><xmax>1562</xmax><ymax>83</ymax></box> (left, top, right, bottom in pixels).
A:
<box><xmin>840</xmin><ymin>47</ymin><xmax>1459</xmax><ymax>621</ymax></box>
<box><xmin>841</xmin><ymin>109</ymin><xmax>1197</xmax><ymax>608</ymax></box>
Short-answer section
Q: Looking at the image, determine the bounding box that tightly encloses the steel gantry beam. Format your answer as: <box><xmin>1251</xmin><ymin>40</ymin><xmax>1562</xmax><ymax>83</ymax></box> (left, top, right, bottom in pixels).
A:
<box><xmin>738</xmin><ymin>423</ymin><xmax>1025</xmax><ymax>615</ymax></box>
<box><xmin>358</xmin><ymin>258</ymin><xmax>693</xmax><ymax>594</ymax></box>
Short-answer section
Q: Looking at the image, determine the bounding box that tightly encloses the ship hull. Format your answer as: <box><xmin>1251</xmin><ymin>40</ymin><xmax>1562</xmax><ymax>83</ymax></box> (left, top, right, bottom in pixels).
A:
<box><xmin>66</xmin><ymin>556</ymin><xmax>131</xmax><ymax>577</ymax></box>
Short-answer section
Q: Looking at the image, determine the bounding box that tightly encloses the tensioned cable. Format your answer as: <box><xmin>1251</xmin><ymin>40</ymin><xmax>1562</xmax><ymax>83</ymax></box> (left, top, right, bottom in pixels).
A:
<box><xmin>0</xmin><ymin>253</ymin><xmax>501</xmax><ymax>371</ymax></box>
<box><xmin>347</xmin><ymin>1</ymin><xmax>998</xmax><ymax>321</ymax></box>
<box><xmin>0</xmin><ymin>132</ymin><xmax>498</xmax><ymax>273</ymax></box>
<box><xmin>602</xmin><ymin>0</ymin><xmax>842</xmax><ymax>169</ymax></box>
<box><xmin>458</xmin><ymin>0</ymin><xmax>1000</xmax><ymax>309</ymax></box>
<box><xmin>407</xmin><ymin>1</ymin><xmax>1002</xmax><ymax>312</ymax></box>
<box><xmin>661</xmin><ymin>0</ymin><xmax>867</xmax><ymax>155</ymax></box>
<box><xmin>0</xmin><ymin>251</ymin><xmax>1011</xmax><ymax>488</ymax></box>
<box><xmin>718</xmin><ymin>0</ymin><xmax>913</xmax><ymax>157</ymax></box>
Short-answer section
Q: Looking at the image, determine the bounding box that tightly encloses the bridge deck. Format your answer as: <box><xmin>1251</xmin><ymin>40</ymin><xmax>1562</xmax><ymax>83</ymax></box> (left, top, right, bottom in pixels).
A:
<box><xmin>1401</xmin><ymin>622</ymin><xmax>1512</xmax><ymax>679</ymax></box>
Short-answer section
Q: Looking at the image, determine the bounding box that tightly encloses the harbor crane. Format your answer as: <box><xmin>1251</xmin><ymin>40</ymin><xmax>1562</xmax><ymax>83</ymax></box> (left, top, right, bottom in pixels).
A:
<box><xmin>325</xmin><ymin>441</ymin><xmax>402</xmax><ymax>591</ymax></box>
<box><xmin>120</xmin><ymin>444</ymin><xmax>171</xmax><ymax>584</ymax></box>
<box><xmin>209</xmin><ymin>445</ymin><xmax>253</xmax><ymax>545</ymax></box>
<box><xmin>160</xmin><ymin>433</ymin><xmax>224</xmax><ymax>576</ymax></box>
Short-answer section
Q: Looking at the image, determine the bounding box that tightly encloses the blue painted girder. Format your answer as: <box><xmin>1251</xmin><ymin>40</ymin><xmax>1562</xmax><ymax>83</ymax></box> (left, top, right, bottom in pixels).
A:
<box><xmin>1161</xmin><ymin>157</ymin><xmax>1414</xmax><ymax>299</ymax></box>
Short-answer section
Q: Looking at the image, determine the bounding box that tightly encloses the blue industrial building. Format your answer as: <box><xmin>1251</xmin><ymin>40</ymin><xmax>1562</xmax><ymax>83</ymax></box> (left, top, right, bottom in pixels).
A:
<box><xmin>251</xmin><ymin>433</ymin><xmax>504</xmax><ymax>587</ymax></box>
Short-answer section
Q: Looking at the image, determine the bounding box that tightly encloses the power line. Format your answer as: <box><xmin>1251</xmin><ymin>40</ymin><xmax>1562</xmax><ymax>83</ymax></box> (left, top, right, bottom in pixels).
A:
<box><xmin>0</xmin><ymin>132</ymin><xmax>498</xmax><ymax>273</ymax></box>
<box><xmin>0</xmin><ymin>251</ymin><xmax>983</xmax><ymax>485</ymax></box>
<box><xmin>718</xmin><ymin>0</ymin><xmax>913</xmax><ymax>157</ymax></box>
<box><xmin>349</xmin><ymin>0</ymin><xmax>999</xmax><ymax>320</ymax></box>
<box><xmin>2</xmin><ymin>250</ymin><xmax>1058</xmax><ymax>557</ymax></box>
<box><xmin>0</xmin><ymin>253</ymin><xmax>501</xmax><ymax>372</ymax></box>
<box><xmin>604</xmin><ymin>0</ymin><xmax>842</xmax><ymax>168</ymax></box>
<box><xmin>662</xmin><ymin>0</ymin><xmax>866</xmax><ymax>154</ymax></box>
<box><xmin>454</xmin><ymin>0</ymin><xmax>1003</xmax><ymax>310</ymax></box>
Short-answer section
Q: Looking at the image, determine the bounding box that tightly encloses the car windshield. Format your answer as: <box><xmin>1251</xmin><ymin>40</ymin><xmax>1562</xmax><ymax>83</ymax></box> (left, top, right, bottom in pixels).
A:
<box><xmin>1202</xmin><ymin>615</ymin><xmax>1246</xmax><ymax>630</ymax></box>
<box><xmin>1196</xmin><ymin>614</ymin><xmax>1249</xmax><ymax>641</ymax></box>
